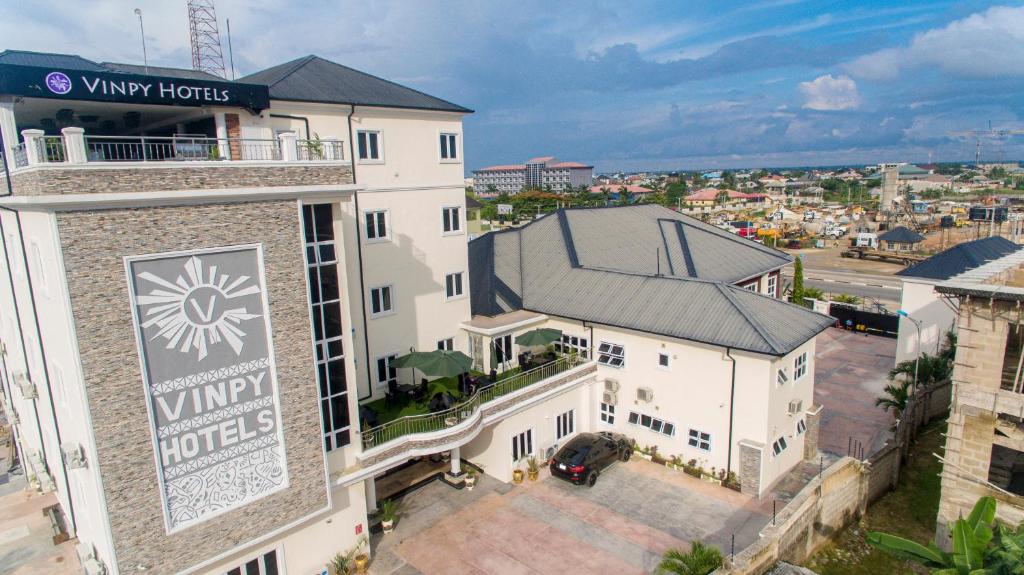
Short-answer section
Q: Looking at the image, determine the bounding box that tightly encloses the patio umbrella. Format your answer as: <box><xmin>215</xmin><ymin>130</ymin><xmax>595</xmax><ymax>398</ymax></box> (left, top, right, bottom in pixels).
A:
<box><xmin>390</xmin><ymin>351</ymin><xmax>433</xmax><ymax>369</ymax></box>
<box><xmin>415</xmin><ymin>350</ymin><xmax>473</xmax><ymax>378</ymax></box>
<box><xmin>514</xmin><ymin>328</ymin><xmax>562</xmax><ymax>347</ymax></box>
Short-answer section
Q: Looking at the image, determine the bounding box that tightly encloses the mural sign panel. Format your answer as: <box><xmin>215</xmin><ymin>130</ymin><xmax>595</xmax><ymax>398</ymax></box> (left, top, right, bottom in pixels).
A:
<box><xmin>125</xmin><ymin>245</ymin><xmax>288</xmax><ymax>532</ymax></box>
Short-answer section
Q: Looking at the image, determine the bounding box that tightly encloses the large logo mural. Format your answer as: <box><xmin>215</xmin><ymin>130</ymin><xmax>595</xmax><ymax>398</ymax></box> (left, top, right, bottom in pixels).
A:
<box><xmin>126</xmin><ymin>245</ymin><xmax>288</xmax><ymax>532</ymax></box>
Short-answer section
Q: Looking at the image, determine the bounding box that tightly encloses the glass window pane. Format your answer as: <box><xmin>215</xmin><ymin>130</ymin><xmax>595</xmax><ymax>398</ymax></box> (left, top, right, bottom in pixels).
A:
<box><xmin>302</xmin><ymin>205</ymin><xmax>314</xmax><ymax>242</ymax></box>
<box><xmin>382</xmin><ymin>287</ymin><xmax>392</xmax><ymax>310</ymax></box>
<box><xmin>376</xmin><ymin>212</ymin><xmax>387</xmax><ymax>238</ymax></box>
<box><xmin>327</xmin><ymin>339</ymin><xmax>344</xmax><ymax>359</ymax></box>
<box><xmin>358</xmin><ymin>132</ymin><xmax>367</xmax><ymax>159</ymax></box>
<box><xmin>628</xmin><ymin>412</ymin><xmax>639</xmax><ymax>424</ymax></box>
<box><xmin>371</xmin><ymin>289</ymin><xmax>381</xmax><ymax>313</ymax></box>
<box><xmin>369</xmin><ymin>133</ymin><xmax>379</xmax><ymax>158</ymax></box>
<box><xmin>663</xmin><ymin>423</ymin><xmax>674</xmax><ymax>436</ymax></box>
<box><xmin>319</xmin><ymin>265</ymin><xmax>339</xmax><ymax>301</ymax></box>
<box><xmin>328</xmin><ymin>361</ymin><xmax>346</xmax><ymax>396</ymax></box>
<box><xmin>365</xmin><ymin>212</ymin><xmax>376</xmax><ymax>238</ymax></box>
<box><xmin>244</xmin><ymin>559</ymin><xmax>260</xmax><ymax>575</ymax></box>
<box><xmin>312</xmin><ymin>305</ymin><xmax>323</xmax><ymax>339</ymax></box>
<box><xmin>319</xmin><ymin>244</ymin><xmax>336</xmax><ymax>263</ymax></box>
<box><xmin>640</xmin><ymin>414</ymin><xmax>652</xmax><ymax>427</ymax></box>
<box><xmin>264</xmin><ymin>551</ymin><xmax>279</xmax><ymax>575</ymax></box>
<box><xmin>314</xmin><ymin>204</ymin><xmax>333</xmax><ymax>240</ymax></box>
<box><xmin>307</xmin><ymin>267</ymin><xmax>321</xmax><ymax>303</ymax></box>
<box><xmin>331</xmin><ymin>395</ymin><xmax>349</xmax><ymax>428</ymax></box>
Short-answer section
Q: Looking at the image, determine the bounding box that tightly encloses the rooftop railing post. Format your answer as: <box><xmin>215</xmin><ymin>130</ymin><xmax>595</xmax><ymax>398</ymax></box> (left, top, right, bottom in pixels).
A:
<box><xmin>278</xmin><ymin>131</ymin><xmax>298</xmax><ymax>162</ymax></box>
<box><xmin>61</xmin><ymin>127</ymin><xmax>86</xmax><ymax>164</ymax></box>
<box><xmin>21</xmin><ymin>129</ymin><xmax>44</xmax><ymax>166</ymax></box>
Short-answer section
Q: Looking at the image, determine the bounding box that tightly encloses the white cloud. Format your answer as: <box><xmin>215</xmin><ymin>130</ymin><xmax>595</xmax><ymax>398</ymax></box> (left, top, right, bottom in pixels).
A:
<box><xmin>799</xmin><ymin>74</ymin><xmax>862</xmax><ymax>111</ymax></box>
<box><xmin>846</xmin><ymin>5</ymin><xmax>1024</xmax><ymax>80</ymax></box>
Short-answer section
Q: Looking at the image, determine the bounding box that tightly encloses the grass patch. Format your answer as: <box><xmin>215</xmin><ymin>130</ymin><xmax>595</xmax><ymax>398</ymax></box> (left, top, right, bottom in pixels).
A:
<box><xmin>804</xmin><ymin>421</ymin><xmax>946</xmax><ymax>575</ymax></box>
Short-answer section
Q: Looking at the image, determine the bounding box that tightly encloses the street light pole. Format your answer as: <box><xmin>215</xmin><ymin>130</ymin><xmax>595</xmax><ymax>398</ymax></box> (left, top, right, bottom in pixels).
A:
<box><xmin>134</xmin><ymin>8</ymin><xmax>148</xmax><ymax>74</ymax></box>
<box><xmin>898</xmin><ymin>309</ymin><xmax>923</xmax><ymax>393</ymax></box>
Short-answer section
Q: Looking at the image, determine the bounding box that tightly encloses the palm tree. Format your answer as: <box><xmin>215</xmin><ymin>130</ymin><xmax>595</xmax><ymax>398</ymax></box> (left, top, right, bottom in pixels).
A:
<box><xmin>874</xmin><ymin>380</ymin><xmax>911</xmax><ymax>418</ymax></box>
<box><xmin>888</xmin><ymin>353</ymin><xmax>952</xmax><ymax>389</ymax></box>
<box><xmin>657</xmin><ymin>542</ymin><xmax>723</xmax><ymax>575</ymax></box>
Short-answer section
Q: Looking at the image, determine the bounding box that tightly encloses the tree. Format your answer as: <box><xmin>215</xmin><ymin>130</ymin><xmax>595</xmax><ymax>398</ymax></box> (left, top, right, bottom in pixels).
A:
<box><xmin>722</xmin><ymin>171</ymin><xmax>736</xmax><ymax>189</ymax></box>
<box><xmin>888</xmin><ymin>353</ymin><xmax>952</xmax><ymax>389</ymax></box>
<box><xmin>599</xmin><ymin>186</ymin><xmax>612</xmax><ymax>205</ymax></box>
<box><xmin>867</xmin><ymin>496</ymin><xmax>1000</xmax><ymax>575</ymax></box>
<box><xmin>715</xmin><ymin>189</ymin><xmax>730</xmax><ymax>206</ymax></box>
<box><xmin>832</xmin><ymin>293</ymin><xmax>861</xmax><ymax>305</ymax></box>
<box><xmin>691</xmin><ymin>173</ymin><xmax>704</xmax><ymax>189</ymax></box>
<box><xmin>666</xmin><ymin>181</ymin><xmax>687</xmax><ymax>207</ymax></box>
<box><xmin>874</xmin><ymin>379</ymin><xmax>912</xmax><ymax>418</ymax></box>
<box><xmin>657</xmin><ymin>542</ymin><xmax>723</xmax><ymax>575</ymax></box>
<box><xmin>617</xmin><ymin>186</ymin><xmax>632</xmax><ymax>206</ymax></box>
<box><xmin>791</xmin><ymin>256</ymin><xmax>805</xmax><ymax>303</ymax></box>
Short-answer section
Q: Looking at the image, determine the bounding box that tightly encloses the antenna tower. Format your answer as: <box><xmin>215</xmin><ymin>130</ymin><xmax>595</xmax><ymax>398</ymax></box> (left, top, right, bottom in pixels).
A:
<box><xmin>188</xmin><ymin>0</ymin><xmax>227</xmax><ymax>78</ymax></box>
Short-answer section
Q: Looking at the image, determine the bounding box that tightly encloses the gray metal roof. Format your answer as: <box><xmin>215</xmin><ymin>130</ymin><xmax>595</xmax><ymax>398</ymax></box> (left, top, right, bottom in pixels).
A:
<box><xmin>0</xmin><ymin>50</ymin><xmax>228</xmax><ymax>81</ymax></box>
<box><xmin>238</xmin><ymin>55</ymin><xmax>472</xmax><ymax>113</ymax></box>
<box><xmin>878</xmin><ymin>226</ymin><xmax>924</xmax><ymax>244</ymax></box>
<box><xmin>100</xmin><ymin>62</ymin><xmax>223</xmax><ymax>81</ymax></box>
<box><xmin>469</xmin><ymin>205</ymin><xmax>833</xmax><ymax>355</ymax></box>
<box><xmin>897</xmin><ymin>236</ymin><xmax>1023</xmax><ymax>281</ymax></box>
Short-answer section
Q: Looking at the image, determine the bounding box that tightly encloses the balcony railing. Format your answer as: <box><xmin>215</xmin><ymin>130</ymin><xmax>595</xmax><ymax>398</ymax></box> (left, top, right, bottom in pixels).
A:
<box><xmin>37</xmin><ymin>136</ymin><xmax>66</xmax><ymax>163</ymax></box>
<box><xmin>11</xmin><ymin>142</ymin><xmax>28</xmax><ymax>168</ymax></box>
<box><xmin>360</xmin><ymin>355</ymin><xmax>589</xmax><ymax>450</ymax></box>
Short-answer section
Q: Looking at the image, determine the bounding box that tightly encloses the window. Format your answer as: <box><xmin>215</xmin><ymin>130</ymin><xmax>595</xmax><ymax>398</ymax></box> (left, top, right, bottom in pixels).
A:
<box><xmin>555</xmin><ymin>334</ymin><xmax>589</xmax><ymax>358</ymax></box>
<box><xmin>302</xmin><ymin>204</ymin><xmax>350</xmax><ymax>451</ymax></box>
<box><xmin>600</xmin><ymin>402</ymin><xmax>615</xmax><ymax>424</ymax></box>
<box><xmin>794</xmin><ymin>352</ymin><xmax>807</xmax><ymax>379</ymax></box>
<box><xmin>772</xmin><ymin>436</ymin><xmax>788</xmax><ymax>456</ymax></box>
<box><xmin>357</xmin><ymin>130</ymin><xmax>381</xmax><ymax>161</ymax></box>
<box><xmin>440</xmin><ymin>133</ymin><xmax>458</xmax><ymax>160</ymax></box>
<box><xmin>437</xmin><ymin>338</ymin><xmax>454</xmax><ymax>351</ymax></box>
<box><xmin>376</xmin><ymin>354</ymin><xmax>397</xmax><ymax>387</ymax></box>
<box><xmin>556</xmin><ymin>409</ymin><xmax>575</xmax><ymax>440</ymax></box>
<box><xmin>364</xmin><ymin>209</ymin><xmax>388</xmax><ymax>241</ymax></box>
<box><xmin>777</xmin><ymin>368</ymin><xmax>789</xmax><ymax>387</ymax></box>
<box><xmin>445</xmin><ymin>272</ymin><xmax>464</xmax><ymax>300</ymax></box>
<box><xmin>442</xmin><ymin>206</ymin><xmax>461</xmax><ymax>234</ymax></box>
<box><xmin>512</xmin><ymin>429</ymin><xmax>533</xmax><ymax>462</ymax></box>
<box><xmin>766</xmin><ymin>275</ymin><xmax>777</xmax><ymax>298</ymax></box>
<box><xmin>627</xmin><ymin>410</ymin><xmax>675</xmax><ymax>436</ymax></box>
<box><xmin>796</xmin><ymin>419</ymin><xmax>806</xmax><ymax>435</ymax></box>
<box><xmin>226</xmin><ymin>549</ymin><xmax>279</xmax><ymax>575</ymax></box>
<box><xmin>494</xmin><ymin>334</ymin><xmax>513</xmax><ymax>364</ymax></box>
<box><xmin>597</xmin><ymin>341</ymin><xmax>625</xmax><ymax>368</ymax></box>
<box><xmin>370</xmin><ymin>285</ymin><xmax>393</xmax><ymax>316</ymax></box>
<box><xmin>657</xmin><ymin>352</ymin><xmax>670</xmax><ymax>370</ymax></box>
<box><xmin>743</xmin><ymin>282</ymin><xmax>758</xmax><ymax>291</ymax></box>
<box><xmin>688</xmin><ymin>428</ymin><xmax>712</xmax><ymax>451</ymax></box>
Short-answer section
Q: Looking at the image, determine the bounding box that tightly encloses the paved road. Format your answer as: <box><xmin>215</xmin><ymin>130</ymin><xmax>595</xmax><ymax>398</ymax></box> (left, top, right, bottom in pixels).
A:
<box><xmin>781</xmin><ymin>267</ymin><xmax>901</xmax><ymax>308</ymax></box>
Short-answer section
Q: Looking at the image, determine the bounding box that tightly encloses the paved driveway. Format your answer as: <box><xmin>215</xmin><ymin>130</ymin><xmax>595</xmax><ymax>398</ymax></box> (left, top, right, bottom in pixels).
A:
<box><xmin>814</xmin><ymin>328</ymin><xmax>898</xmax><ymax>458</ymax></box>
<box><xmin>369</xmin><ymin>459</ymin><xmax>773</xmax><ymax>575</ymax></box>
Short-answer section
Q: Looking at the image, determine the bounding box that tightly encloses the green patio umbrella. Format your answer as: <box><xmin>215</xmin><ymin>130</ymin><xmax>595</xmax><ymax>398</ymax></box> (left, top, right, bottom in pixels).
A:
<box><xmin>514</xmin><ymin>328</ymin><xmax>562</xmax><ymax>347</ymax></box>
<box><xmin>390</xmin><ymin>351</ymin><xmax>433</xmax><ymax>369</ymax></box>
<box><xmin>415</xmin><ymin>350</ymin><xmax>474</xmax><ymax>378</ymax></box>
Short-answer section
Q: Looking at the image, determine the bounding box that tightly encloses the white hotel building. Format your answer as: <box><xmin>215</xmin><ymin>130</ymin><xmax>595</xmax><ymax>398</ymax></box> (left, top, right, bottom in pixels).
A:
<box><xmin>472</xmin><ymin>156</ymin><xmax>593</xmax><ymax>195</ymax></box>
<box><xmin>0</xmin><ymin>49</ymin><xmax>831</xmax><ymax>575</ymax></box>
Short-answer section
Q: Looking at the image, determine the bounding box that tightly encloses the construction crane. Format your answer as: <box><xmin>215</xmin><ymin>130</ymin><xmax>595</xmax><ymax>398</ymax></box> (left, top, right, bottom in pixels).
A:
<box><xmin>187</xmin><ymin>0</ymin><xmax>227</xmax><ymax>79</ymax></box>
<box><xmin>947</xmin><ymin>126</ymin><xmax>1024</xmax><ymax>165</ymax></box>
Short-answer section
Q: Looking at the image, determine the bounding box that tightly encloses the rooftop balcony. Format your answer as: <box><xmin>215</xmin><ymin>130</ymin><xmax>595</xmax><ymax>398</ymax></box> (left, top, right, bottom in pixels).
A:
<box><xmin>339</xmin><ymin>355</ymin><xmax>597</xmax><ymax>484</ymax></box>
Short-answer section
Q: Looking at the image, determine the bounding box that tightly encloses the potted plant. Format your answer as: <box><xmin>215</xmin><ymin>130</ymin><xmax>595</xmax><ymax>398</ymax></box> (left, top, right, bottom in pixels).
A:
<box><xmin>639</xmin><ymin>446</ymin><xmax>652</xmax><ymax>461</ymax></box>
<box><xmin>464</xmin><ymin>465</ymin><xmax>478</xmax><ymax>490</ymax></box>
<box><xmin>668</xmin><ymin>455</ymin><xmax>682</xmax><ymax>471</ymax></box>
<box><xmin>380</xmin><ymin>498</ymin><xmax>398</xmax><ymax>534</ymax></box>
<box><xmin>703</xmin><ymin>467</ymin><xmax>722</xmax><ymax>485</ymax></box>
<box><xmin>526</xmin><ymin>456</ymin><xmax>540</xmax><ymax>481</ymax></box>
<box><xmin>722</xmin><ymin>471</ymin><xmax>741</xmax><ymax>492</ymax></box>
<box><xmin>328</xmin><ymin>550</ymin><xmax>354</xmax><ymax>575</ymax></box>
<box><xmin>512</xmin><ymin>466</ymin><xmax>525</xmax><ymax>484</ymax></box>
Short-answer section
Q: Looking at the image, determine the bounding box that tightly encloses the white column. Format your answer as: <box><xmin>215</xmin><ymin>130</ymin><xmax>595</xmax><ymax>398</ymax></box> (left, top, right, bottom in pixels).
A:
<box><xmin>61</xmin><ymin>127</ymin><xmax>86</xmax><ymax>164</ymax></box>
<box><xmin>450</xmin><ymin>446</ymin><xmax>461</xmax><ymax>475</ymax></box>
<box><xmin>364</xmin><ymin>477</ymin><xmax>378</xmax><ymax>513</ymax></box>
<box><xmin>278</xmin><ymin>131</ymin><xmax>298</xmax><ymax>162</ymax></box>
<box><xmin>21</xmin><ymin>129</ymin><xmax>44</xmax><ymax>165</ymax></box>
<box><xmin>0</xmin><ymin>100</ymin><xmax>18</xmax><ymax>166</ymax></box>
<box><xmin>214</xmin><ymin>112</ymin><xmax>230</xmax><ymax>160</ymax></box>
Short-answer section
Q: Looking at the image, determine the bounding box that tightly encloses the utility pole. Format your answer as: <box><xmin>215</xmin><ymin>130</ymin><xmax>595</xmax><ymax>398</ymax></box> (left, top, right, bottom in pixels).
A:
<box><xmin>133</xmin><ymin>8</ymin><xmax>148</xmax><ymax>74</ymax></box>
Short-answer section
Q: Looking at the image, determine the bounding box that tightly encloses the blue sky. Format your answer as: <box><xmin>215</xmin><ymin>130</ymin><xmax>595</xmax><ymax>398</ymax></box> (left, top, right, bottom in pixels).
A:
<box><xmin>3</xmin><ymin>1</ymin><xmax>1023</xmax><ymax>171</ymax></box>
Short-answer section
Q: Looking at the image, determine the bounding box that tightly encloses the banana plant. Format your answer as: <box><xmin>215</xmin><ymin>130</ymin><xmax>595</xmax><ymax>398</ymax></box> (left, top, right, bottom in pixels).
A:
<box><xmin>867</xmin><ymin>496</ymin><xmax>996</xmax><ymax>574</ymax></box>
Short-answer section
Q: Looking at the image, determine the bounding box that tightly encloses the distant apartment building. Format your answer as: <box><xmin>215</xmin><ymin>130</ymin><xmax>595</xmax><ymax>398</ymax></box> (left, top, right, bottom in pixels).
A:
<box><xmin>473</xmin><ymin>156</ymin><xmax>593</xmax><ymax>194</ymax></box>
<box><xmin>933</xmin><ymin>250</ymin><xmax>1024</xmax><ymax>546</ymax></box>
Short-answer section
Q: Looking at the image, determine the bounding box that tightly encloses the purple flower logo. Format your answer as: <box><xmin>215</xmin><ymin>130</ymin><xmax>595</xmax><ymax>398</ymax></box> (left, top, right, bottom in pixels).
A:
<box><xmin>45</xmin><ymin>72</ymin><xmax>72</xmax><ymax>95</ymax></box>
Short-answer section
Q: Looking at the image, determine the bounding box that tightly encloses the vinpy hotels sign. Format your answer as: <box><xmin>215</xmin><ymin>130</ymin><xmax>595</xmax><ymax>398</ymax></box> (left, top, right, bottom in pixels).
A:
<box><xmin>0</xmin><ymin>63</ymin><xmax>270</xmax><ymax>112</ymax></box>
<box><xmin>125</xmin><ymin>245</ymin><xmax>287</xmax><ymax>532</ymax></box>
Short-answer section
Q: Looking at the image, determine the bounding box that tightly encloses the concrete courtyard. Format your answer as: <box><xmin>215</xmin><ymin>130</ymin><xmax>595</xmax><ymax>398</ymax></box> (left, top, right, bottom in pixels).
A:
<box><xmin>813</xmin><ymin>327</ymin><xmax>898</xmax><ymax>458</ymax></box>
<box><xmin>368</xmin><ymin>458</ymin><xmax>776</xmax><ymax>575</ymax></box>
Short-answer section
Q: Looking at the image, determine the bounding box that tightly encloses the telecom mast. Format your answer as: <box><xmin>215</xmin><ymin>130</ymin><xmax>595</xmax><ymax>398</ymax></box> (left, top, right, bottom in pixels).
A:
<box><xmin>188</xmin><ymin>0</ymin><xmax>227</xmax><ymax>78</ymax></box>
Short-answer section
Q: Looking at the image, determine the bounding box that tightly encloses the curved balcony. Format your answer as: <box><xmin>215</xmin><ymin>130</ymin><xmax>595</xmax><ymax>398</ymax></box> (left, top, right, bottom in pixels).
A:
<box><xmin>354</xmin><ymin>355</ymin><xmax>596</xmax><ymax>472</ymax></box>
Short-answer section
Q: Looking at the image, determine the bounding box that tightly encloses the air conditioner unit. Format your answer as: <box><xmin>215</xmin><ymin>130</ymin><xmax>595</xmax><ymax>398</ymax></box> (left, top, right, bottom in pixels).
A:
<box><xmin>637</xmin><ymin>387</ymin><xmax>654</xmax><ymax>403</ymax></box>
<box><xmin>83</xmin><ymin>558</ymin><xmax>108</xmax><ymax>575</ymax></box>
<box><xmin>788</xmin><ymin>399</ymin><xmax>803</xmax><ymax>415</ymax></box>
<box><xmin>602</xmin><ymin>391</ymin><xmax>617</xmax><ymax>405</ymax></box>
<box><xmin>61</xmin><ymin>443</ymin><xmax>87</xmax><ymax>470</ymax></box>
<box><xmin>14</xmin><ymin>372</ymin><xmax>36</xmax><ymax>399</ymax></box>
<box><xmin>604</xmin><ymin>378</ymin><xmax>620</xmax><ymax>393</ymax></box>
<box><xmin>545</xmin><ymin>444</ymin><xmax>558</xmax><ymax>460</ymax></box>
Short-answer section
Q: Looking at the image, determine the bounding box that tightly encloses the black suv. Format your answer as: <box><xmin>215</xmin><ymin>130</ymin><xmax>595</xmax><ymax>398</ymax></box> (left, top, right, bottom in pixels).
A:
<box><xmin>549</xmin><ymin>432</ymin><xmax>633</xmax><ymax>487</ymax></box>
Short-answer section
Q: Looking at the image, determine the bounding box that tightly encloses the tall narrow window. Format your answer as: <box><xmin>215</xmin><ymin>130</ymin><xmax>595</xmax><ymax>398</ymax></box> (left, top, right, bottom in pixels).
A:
<box><xmin>440</xmin><ymin>133</ymin><xmax>458</xmax><ymax>160</ymax></box>
<box><xmin>445</xmin><ymin>272</ymin><xmax>464</xmax><ymax>300</ymax></box>
<box><xmin>302</xmin><ymin>204</ymin><xmax>349</xmax><ymax>451</ymax></box>
<box><xmin>370</xmin><ymin>285</ymin><xmax>394</xmax><ymax>316</ymax></box>
<box><xmin>794</xmin><ymin>352</ymin><xmax>808</xmax><ymax>379</ymax></box>
<box><xmin>512</xmin><ymin>429</ymin><xmax>533</xmax><ymax>462</ymax></box>
<box><xmin>376</xmin><ymin>354</ymin><xmax>397</xmax><ymax>387</ymax></box>
<box><xmin>437</xmin><ymin>338</ymin><xmax>454</xmax><ymax>351</ymax></box>
<box><xmin>494</xmin><ymin>334</ymin><xmax>513</xmax><ymax>364</ymax></box>
<box><xmin>357</xmin><ymin>130</ymin><xmax>381</xmax><ymax>161</ymax></box>
<box><xmin>766</xmin><ymin>275</ymin><xmax>778</xmax><ymax>298</ymax></box>
<box><xmin>442</xmin><ymin>206</ymin><xmax>461</xmax><ymax>234</ymax></box>
<box><xmin>556</xmin><ymin>409</ymin><xmax>575</xmax><ymax>440</ymax></box>
<box><xmin>364</xmin><ymin>209</ymin><xmax>388</xmax><ymax>241</ymax></box>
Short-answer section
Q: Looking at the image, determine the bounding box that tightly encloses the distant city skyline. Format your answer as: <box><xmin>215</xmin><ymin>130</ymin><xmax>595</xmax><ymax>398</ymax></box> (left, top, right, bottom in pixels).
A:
<box><xmin>3</xmin><ymin>1</ymin><xmax>1022</xmax><ymax>172</ymax></box>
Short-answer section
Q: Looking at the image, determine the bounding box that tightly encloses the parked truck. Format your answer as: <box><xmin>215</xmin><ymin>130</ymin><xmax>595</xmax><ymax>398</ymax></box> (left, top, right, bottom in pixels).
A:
<box><xmin>842</xmin><ymin>232</ymin><xmax>925</xmax><ymax>265</ymax></box>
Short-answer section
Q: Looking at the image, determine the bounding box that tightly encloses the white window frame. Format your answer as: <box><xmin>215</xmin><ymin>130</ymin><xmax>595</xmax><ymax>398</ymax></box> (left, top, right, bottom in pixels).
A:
<box><xmin>512</xmin><ymin>428</ymin><xmax>534</xmax><ymax>462</ymax></box>
<box><xmin>363</xmin><ymin>209</ymin><xmax>390</xmax><ymax>243</ymax></box>
<box><xmin>766</xmin><ymin>274</ymin><xmax>777</xmax><ymax>298</ymax></box>
<box><xmin>439</xmin><ymin>131</ymin><xmax>460</xmax><ymax>163</ymax></box>
<box><xmin>445</xmin><ymin>271</ymin><xmax>465</xmax><ymax>301</ymax></box>
<box><xmin>441</xmin><ymin>205</ymin><xmax>463</xmax><ymax>235</ymax></box>
<box><xmin>225</xmin><ymin>548</ymin><xmax>281</xmax><ymax>575</ymax></box>
<box><xmin>626</xmin><ymin>410</ymin><xmax>675</xmax><ymax>436</ymax></box>
<box><xmin>743</xmin><ymin>281</ymin><xmax>759</xmax><ymax>291</ymax></box>
<box><xmin>599</xmin><ymin>402</ymin><xmax>615</xmax><ymax>425</ymax></box>
<box><xmin>777</xmin><ymin>367</ymin><xmax>789</xmax><ymax>387</ymax></box>
<box><xmin>656</xmin><ymin>352</ymin><xmax>671</xmax><ymax>371</ymax></box>
<box><xmin>376</xmin><ymin>353</ymin><xmax>398</xmax><ymax>387</ymax></box>
<box><xmin>369</xmin><ymin>284</ymin><xmax>394</xmax><ymax>317</ymax></box>
<box><xmin>356</xmin><ymin>129</ymin><xmax>384</xmax><ymax>164</ymax></box>
<box><xmin>555</xmin><ymin>333</ymin><xmax>589</xmax><ymax>359</ymax></box>
<box><xmin>437</xmin><ymin>337</ymin><xmax>454</xmax><ymax>351</ymax></box>
<box><xmin>555</xmin><ymin>409</ymin><xmax>575</xmax><ymax>440</ymax></box>
<box><xmin>794</xmin><ymin>352</ymin><xmax>808</xmax><ymax>380</ymax></box>
<box><xmin>772</xmin><ymin>436</ymin><xmax>788</xmax><ymax>457</ymax></box>
<box><xmin>796</xmin><ymin>419</ymin><xmax>806</xmax><ymax>435</ymax></box>
<box><xmin>597</xmin><ymin>341</ymin><xmax>625</xmax><ymax>368</ymax></box>
<box><xmin>688</xmin><ymin>428</ymin><xmax>712</xmax><ymax>451</ymax></box>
